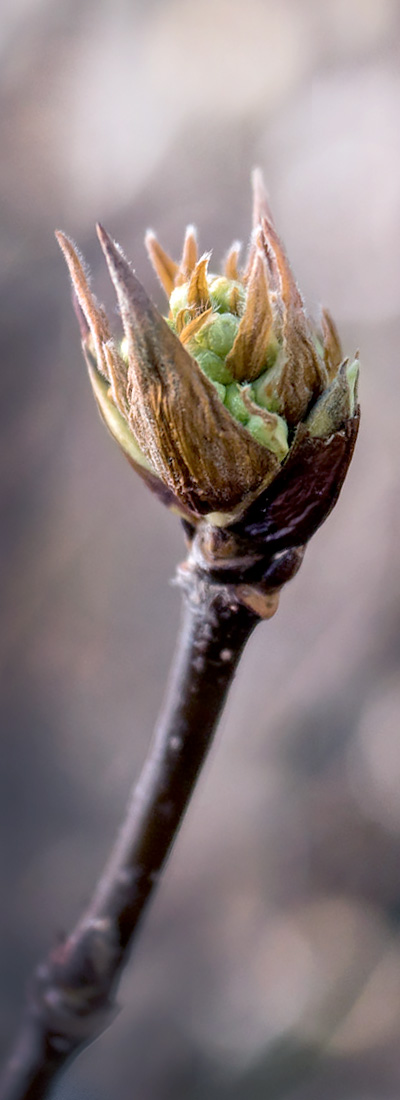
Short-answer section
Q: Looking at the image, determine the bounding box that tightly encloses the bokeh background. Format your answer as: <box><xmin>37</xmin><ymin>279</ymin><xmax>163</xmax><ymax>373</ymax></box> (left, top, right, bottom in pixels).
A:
<box><xmin>1</xmin><ymin>1</ymin><xmax>400</xmax><ymax>1097</ymax></box>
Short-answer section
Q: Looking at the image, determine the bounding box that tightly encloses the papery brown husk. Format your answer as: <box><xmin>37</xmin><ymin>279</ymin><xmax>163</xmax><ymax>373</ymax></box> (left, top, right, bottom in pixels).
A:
<box><xmin>188</xmin><ymin>411</ymin><xmax>360</xmax><ymax>589</ymax></box>
<box><xmin>234</xmin><ymin>412</ymin><xmax>360</xmax><ymax>552</ymax></box>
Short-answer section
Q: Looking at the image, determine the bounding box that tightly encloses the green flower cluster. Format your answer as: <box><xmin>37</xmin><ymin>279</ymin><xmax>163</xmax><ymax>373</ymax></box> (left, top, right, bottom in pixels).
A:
<box><xmin>168</xmin><ymin>275</ymin><xmax>289</xmax><ymax>461</ymax></box>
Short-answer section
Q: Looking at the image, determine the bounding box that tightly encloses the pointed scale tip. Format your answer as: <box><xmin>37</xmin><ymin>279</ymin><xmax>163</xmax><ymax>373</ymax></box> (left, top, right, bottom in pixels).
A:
<box><xmin>56</xmin><ymin>237</ymin><xmax>89</xmax><ymax>341</ymax></box>
<box><xmin>95</xmin><ymin>221</ymin><xmax>174</xmax><ymax>360</ymax></box>
<box><xmin>55</xmin><ymin>229</ymin><xmax>93</xmax><ymax>294</ymax></box>
<box><xmin>96</xmin><ymin>221</ymin><xmax>112</xmax><ymax>251</ymax></box>
<box><xmin>251</xmin><ymin>165</ymin><xmax>264</xmax><ymax>188</ymax></box>
<box><xmin>95</xmin><ymin>223</ymin><xmax>137</xmax><ymax>298</ymax></box>
<box><xmin>55</xmin><ymin>228</ymin><xmax>75</xmax><ymax>252</ymax></box>
<box><xmin>96</xmin><ymin>222</ymin><xmax>133</xmax><ymax>285</ymax></box>
<box><xmin>187</xmin><ymin>252</ymin><xmax>212</xmax><ymax>310</ymax></box>
<box><xmin>55</xmin><ymin>227</ymin><xmax>113</xmax><ymax>379</ymax></box>
<box><xmin>144</xmin><ymin>229</ymin><xmax>179</xmax><ymax>296</ymax></box>
<box><xmin>224</xmin><ymin>240</ymin><xmax>242</xmax><ymax>281</ymax></box>
<box><xmin>251</xmin><ymin>167</ymin><xmax>273</xmax><ymax>228</ymax></box>
<box><xmin>55</xmin><ymin>229</ymin><xmax>89</xmax><ymax>306</ymax></box>
<box><xmin>55</xmin><ymin>230</ymin><xmax>90</xmax><ymax>278</ymax></box>
<box><xmin>184</xmin><ymin>223</ymin><xmax>197</xmax><ymax>241</ymax></box>
<box><xmin>175</xmin><ymin>224</ymin><xmax>199</xmax><ymax>286</ymax></box>
<box><xmin>55</xmin><ymin>228</ymin><xmax>78</xmax><ymax>263</ymax></box>
<box><xmin>198</xmin><ymin>249</ymin><xmax>212</xmax><ymax>265</ymax></box>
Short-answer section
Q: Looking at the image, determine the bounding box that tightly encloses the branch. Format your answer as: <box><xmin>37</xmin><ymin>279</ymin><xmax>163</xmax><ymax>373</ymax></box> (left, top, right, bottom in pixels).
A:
<box><xmin>0</xmin><ymin>571</ymin><xmax>258</xmax><ymax>1100</ymax></box>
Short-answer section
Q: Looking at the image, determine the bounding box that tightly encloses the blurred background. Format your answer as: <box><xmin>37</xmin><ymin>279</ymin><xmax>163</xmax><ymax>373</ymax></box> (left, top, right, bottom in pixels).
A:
<box><xmin>1</xmin><ymin>1</ymin><xmax>400</xmax><ymax>1097</ymax></box>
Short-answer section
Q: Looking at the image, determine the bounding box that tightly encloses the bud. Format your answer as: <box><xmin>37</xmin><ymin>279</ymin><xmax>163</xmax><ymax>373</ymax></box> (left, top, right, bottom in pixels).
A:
<box><xmin>56</xmin><ymin>171</ymin><xmax>359</xmax><ymax>616</ymax></box>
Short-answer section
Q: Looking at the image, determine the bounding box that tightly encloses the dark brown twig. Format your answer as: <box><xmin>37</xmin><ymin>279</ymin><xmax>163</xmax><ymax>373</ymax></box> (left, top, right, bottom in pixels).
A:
<box><xmin>0</xmin><ymin>571</ymin><xmax>258</xmax><ymax>1100</ymax></box>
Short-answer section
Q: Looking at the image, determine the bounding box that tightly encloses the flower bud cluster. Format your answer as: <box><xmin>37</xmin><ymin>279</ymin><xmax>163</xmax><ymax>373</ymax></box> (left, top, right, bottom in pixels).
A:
<box><xmin>56</xmin><ymin>172</ymin><xmax>359</xmax><ymax>616</ymax></box>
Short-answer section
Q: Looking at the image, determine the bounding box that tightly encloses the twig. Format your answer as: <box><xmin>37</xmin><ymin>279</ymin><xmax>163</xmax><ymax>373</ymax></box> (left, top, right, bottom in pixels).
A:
<box><xmin>0</xmin><ymin>571</ymin><xmax>258</xmax><ymax>1100</ymax></box>
<box><xmin>2</xmin><ymin>173</ymin><xmax>361</xmax><ymax>1099</ymax></box>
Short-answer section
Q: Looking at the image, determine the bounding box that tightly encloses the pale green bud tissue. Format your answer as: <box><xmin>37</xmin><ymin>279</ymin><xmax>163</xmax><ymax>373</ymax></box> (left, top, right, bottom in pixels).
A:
<box><xmin>306</xmin><ymin>358</ymin><xmax>359</xmax><ymax>438</ymax></box>
<box><xmin>195</xmin><ymin>313</ymin><xmax>240</xmax><ymax>358</ymax></box>
<box><xmin>224</xmin><ymin>383</ymin><xmax>250</xmax><ymax>424</ymax></box>
<box><xmin>169</xmin><ymin>284</ymin><xmax>190</xmax><ymax>318</ymax></box>
<box><xmin>246</xmin><ymin>413</ymin><xmax>289</xmax><ymax>460</ymax></box>
<box><xmin>190</xmin><ymin>346</ymin><xmax>233</xmax><ymax>385</ymax></box>
<box><xmin>209</xmin><ymin>276</ymin><xmax>246</xmax><ymax>314</ymax></box>
<box><xmin>211</xmin><ymin>380</ymin><xmax>226</xmax><ymax>402</ymax></box>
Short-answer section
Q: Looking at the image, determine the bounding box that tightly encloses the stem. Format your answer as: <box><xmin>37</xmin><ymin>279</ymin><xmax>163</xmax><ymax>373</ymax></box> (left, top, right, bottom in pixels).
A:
<box><xmin>0</xmin><ymin>573</ymin><xmax>258</xmax><ymax>1100</ymax></box>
